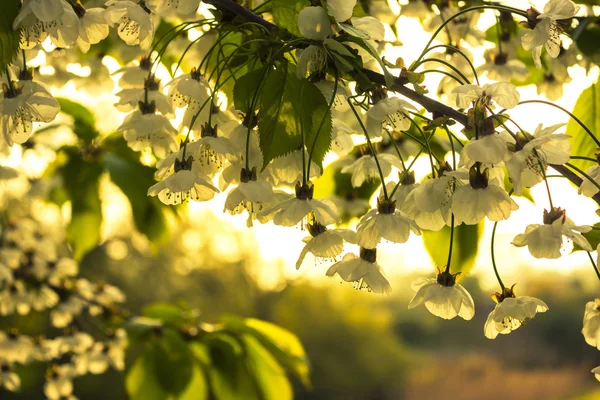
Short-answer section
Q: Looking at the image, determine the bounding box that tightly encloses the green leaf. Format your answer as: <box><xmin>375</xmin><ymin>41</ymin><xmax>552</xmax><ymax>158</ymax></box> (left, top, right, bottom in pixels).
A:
<box><xmin>59</xmin><ymin>148</ymin><xmax>103</xmax><ymax>261</ymax></box>
<box><xmin>257</xmin><ymin>62</ymin><xmax>332</xmax><ymax>169</ymax></box>
<box><xmin>271</xmin><ymin>0</ymin><xmax>306</xmax><ymax>36</ymax></box>
<box><xmin>566</xmin><ymin>81</ymin><xmax>600</xmax><ymax>172</ymax></box>
<box><xmin>576</xmin><ymin>24</ymin><xmax>600</xmax><ymax>58</ymax></box>
<box><xmin>153</xmin><ymin>330</ymin><xmax>195</xmax><ymax>395</ymax></box>
<box><xmin>241</xmin><ymin>334</ymin><xmax>293</xmax><ymax>400</ymax></box>
<box><xmin>57</xmin><ymin>98</ymin><xmax>99</xmax><ymax>144</ymax></box>
<box><xmin>103</xmin><ymin>136</ymin><xmax>169</xmax><ymax>244</ymax></box>
<box><xmin>233</xmin><ymin>68</ymin><xmax>267</xmax><ymax>114</ymax></box>
<box><xmin>0</xmin><ymin>0</ymin><xmax>21</xmax><ymax>74</ymax></box>
<box><xmin>142</xmin><ymin>303</ymin><xmax>187</xmax><ymax>326</ymax></box>
<box><xmin>243</xmin><ymin>318</ymin><xmax>311</xmax><ymax>387</ymax></box>
<box><xmin>126</xmin><ymin>331</ymin><xmax>202</xmax><ymax>400</ymax></box>
<box><xmin>206</xmin><ymin>333</ymin><xmax>260</xmax><ymax>400</ymax></box>
<box><xmin>422</xmin><ymin>222</ymin><xmax>484</xmax><ymax>277</ymax></box>
<box><xmin>178</xmin><ymin>364</ymin><xmax>208</xmax><ymax>400</ymax></box>
<box><xmin>323</xmin><ymin>38</ymin><xmax>355</xmax><ymax>58</ymax></box>
<box><xmin>126</xmin><ymin>351</ymin><xmax>167</xmax><ymax>400</ymax></box>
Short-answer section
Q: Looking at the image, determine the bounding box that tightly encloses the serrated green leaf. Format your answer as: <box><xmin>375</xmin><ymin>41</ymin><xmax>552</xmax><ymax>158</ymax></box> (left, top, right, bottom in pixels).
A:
<box><xmin>271</xmin><ymin>0</ymin><xmax>306</xmax><ymax>36</ymax></box>
<box><xmin>257</xmin><ymin>62</ymin><xmax>332</xmax><ymax>169</ymax></box>
<box><xmin>103</xmin><ymin>136</ymin><xmax>169</xmax><ymax>244</ymax></box>
<box><xmin>422</xmin><ymin>222</ymin><xmax>483</xmax><ymax>278</ymax></box>
<box><xmin>233</xmin><ymin>68</ymin><xmax>267</xmax><ymax>114</ymax></box>
<box><xmin>57</xmin><ymin>98</ymin><xmax>99</xmax><ymax>144</ymax></box>
<box><xmin>566</xmin><ymin>82</ymin><xmax>600</xmax><ymax>172</ymax></box>
<box><xmin>59</xmin><ymin>148</ymin><xmax>103</xmax><ymax>261</ymax></box>
<box><xmin>241</xmin><ymin>334</ymin><xmax>293</xmax><ymax>400</ymax></box>
<box><xmin>0</xmin><ymin>0</ymin><xmax>21</xmax><ymax>74</ymax></box>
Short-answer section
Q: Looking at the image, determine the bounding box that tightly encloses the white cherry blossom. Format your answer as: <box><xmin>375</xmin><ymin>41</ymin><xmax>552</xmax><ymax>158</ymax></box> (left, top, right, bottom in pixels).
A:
<box><xmin>521</xmin><ymin>0</ymin><xmax>579</xmax><ymax>69</ymax></box>
<box><xmin>105</xmin><ymin>0</ymin><xmax>155</xmax><ymax>49</ymax></box>
<box><xmin>327</xmin><ymin>0</ymin><xmax>356</xmax><ymax>22</ymax></box>
<box><xmin>451</xmin><ymin>82</ymin><xmax>520</xmax><ymax>110</ymax></box>
<box><xmin>505</xmin><ymin>123</ymin><xmax>570</xmax><ymax>195</ymax></box>
<box><xmin>341</xmin><ymin>153</ymin><xmax>403</xmax><ymax>188</ymax></box>
<box><xmin>147</xmin><ymin>156</ymin><xmax>219</xmax><ymax>205</ymax></box>
<box><xmin>117</xmin><ymin>110</ymin><xmax>178</xmax><ymax>158</ymax></box>
<box><xmin>298</xmin><ymin>6</ymin><xmax>332</xmax><ymax>40</ymax></box>
<box><xmin>408</xmin><ymin>272</ymin><xmax>475</xmax><ymax>320</ymax></box>
<box><xmin>484</xmin><ymin>291</ymin><xmax>548</xmax><ymax>339</ymax></box>
<box><xmin>582</xmin><ymin>298</ymin><xmax>600</xmax><ymax>350</ymax></box>
<box><xmin>326</xmin><ymin>250</ymin><xmax>391</xmax><ymax>294</ymax></box>
<box><xmin>0</xmin><ymin>80</ymin><xmax>60</xmax><ymax>147</ymax></box>
<box><xmin>262</xmin><ymin>183</ymin><xmax>339</xmax><ymax>227</ymax></box>
<box><xmin>356</xmin><ymin>198</ymin><xmax>420</xmax><ymax>248</ymax></box>
<box><xmin>512</xmin><ymin>208</ymin><xmax>592</xmax><ymax>258</ymax></box>
<box><xmin>579</xmin><ymin>165</ymin><xmax>600</xmax><ymax>198</ymax></box>
<box><xmin>367</xmin><ymin>97</ymin><xmax>415</xmax><ymax>138</ymax></box>
<box><xmin>450</xmin><ymin>167</ymin><xmax>518</xmax><ymax>225</ymax></box>
<box><xmin>296</xmin><ymin>222</ymin><xmax>357</xmax><ymax>269</ymax></box>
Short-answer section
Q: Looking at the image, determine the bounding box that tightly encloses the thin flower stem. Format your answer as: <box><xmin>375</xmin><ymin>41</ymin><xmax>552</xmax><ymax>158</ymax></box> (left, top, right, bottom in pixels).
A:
<box><xmin>495</xmin><ymin>14</ymin><xmax>504</xmax><ymax>56</ymax></box>
<box><xmin>420</xmin><ymin>44</ymin><xmax>480</xmax><ymax>85</ymax></box>
<box><xmin>571</xmin><ymin>156</ymin><xmax>598</xmax><ymax>162</ymax></box>
<box><xmin>389</xmin><ymin>147</ymin><xmax>424</xmax><ymax>199</ymax></box>
<box><xmin>446</xmin><ymin>214</ymin><xmax>455</xmax><ymax>272</ymax></box>
<box><xmin>491</xmin><ymin>221</ymin><xmax>506</xmax><ymax>291</ymax></box>
<box><xmin>442</xmin><ymin>125</ymin><xmax>457</xmax><ymax>169</ymax></box>
<box><xmin>587</xmin><ymin>251</ymin><xmax>600</xmax><ymax>281</ymax></box>
<box><xmin>517</xmin><ymin>100</ymin><xmax>600</xmax><ymax>148</ymax></box>
<box><xmin>413</xmin><ymin>58</ymin><xmax>471</xmax><ymax>84</ymax></box>
<box><xmin>409</xmin><ymin>117</ymin><xmax>436</xmax><ymax>177</ymax></box>
<box><xmin>565</xmin><ymin>162</ymin><xmax>600</xmax><ymax>193</ymax></box>
<box><xmin>420</xmin><ymin>69</ymin><xmax>466</xmax><ymax>84</ymax></box>
<box><xmin>386</xmin><ymin>129</ymin><xmax>406</xmax><ymax>171</ymax></box>
<box><xmin>411</xmin><ymin>5</ymin><xmax>528</xmax><ymax>70</ymax></box>
<box><xmin>300</xmin><ymin>85</ymin><xmax>307</xmax><ymax>186</ymax></box>
<box><xmin>348</xmin><ymin>99</ymin><xmax>389</xmax><ymax>200</ymax></box>
<box><xmin>307</xmin><ymin>70</ymin><xmax>339</xmax><ymax>178</ymax></box>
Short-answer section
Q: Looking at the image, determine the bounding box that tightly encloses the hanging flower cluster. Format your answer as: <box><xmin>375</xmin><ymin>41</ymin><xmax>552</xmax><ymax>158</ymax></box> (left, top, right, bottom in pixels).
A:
<box><xmin>0</xmin><ymin>217</ymin><xmax>127</xmax><ymax>394</ymax></box>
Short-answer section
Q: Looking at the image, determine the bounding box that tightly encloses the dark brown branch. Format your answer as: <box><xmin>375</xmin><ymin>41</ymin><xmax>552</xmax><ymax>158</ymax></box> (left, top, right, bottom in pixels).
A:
<box><xmin>203</xmin><ymin>0</ymin><xmax>600</xmax><ymax>206</ymax></box>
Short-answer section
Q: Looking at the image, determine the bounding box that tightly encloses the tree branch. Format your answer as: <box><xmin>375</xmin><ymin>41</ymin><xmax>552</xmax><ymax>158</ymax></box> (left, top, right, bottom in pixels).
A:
<box><xmin>202</xmin><ymin>0</ymin><xmax>600</xmax><ymax>206</ymax></box>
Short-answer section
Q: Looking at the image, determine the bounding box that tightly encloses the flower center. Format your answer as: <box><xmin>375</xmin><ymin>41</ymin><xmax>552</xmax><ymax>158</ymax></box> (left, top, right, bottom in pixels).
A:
<box><xmin>543</xmin><ymin>207</ymin><xmax>566</xmax><ymax>225</ymax></box>
<box><xmin>359</xmin><ymin>247</ymin><xmax>377</xmax><ymax>263</ymax></box>
<box><xmin>295</xmin><ymin>182</ymin><xmax>314</xmax><ymax>200</ymax></box>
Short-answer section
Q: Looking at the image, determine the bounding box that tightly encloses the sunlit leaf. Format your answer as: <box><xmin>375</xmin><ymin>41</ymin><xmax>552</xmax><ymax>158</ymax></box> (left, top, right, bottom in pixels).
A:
<box><xmin>244</xmin><ymin>318</ymin><xmax>311</xmax><ymax>387</ymax></box>
<box><xmin>206</xmin><ymin>333</ymin><xmax>260</xmax><ymax>400</ymax></box>
<box><xmin>241</xmin><ymin>334</ymin><xmax>293</xmax><ymax>400</ymax></box>
<box><xmin>271</xmin><ymin>0</ymin><xmax>306</xmax><ymax>36</ymax></box>
<box><xmin>152</xmin><ymin>330</ymin><xmax>195</xmax><ymax>395</ymax></box>
<box><xmin>567</xmin><ymin>82</ymin><xmax>600</xmax><ymax>172</ymax></box>
<box><xmin>257</xmin><ymin>61</ymin><xmax>332</xmax><ymax>169</ymax></box>
<box><xmin>233</xmin><ymin>68</ymin><xmax>267</xmax><ymax>114</ymax></box>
